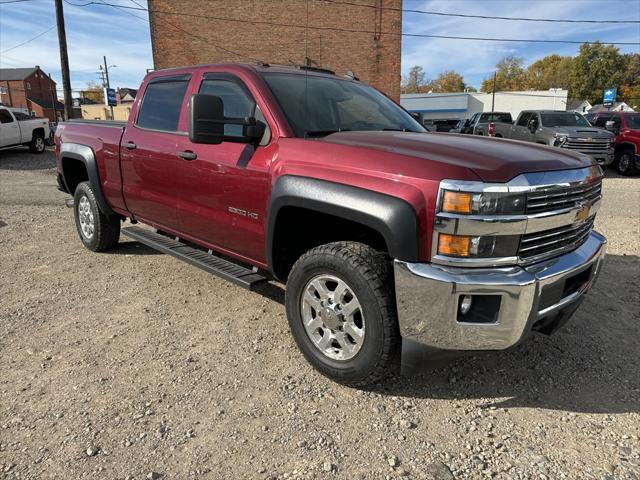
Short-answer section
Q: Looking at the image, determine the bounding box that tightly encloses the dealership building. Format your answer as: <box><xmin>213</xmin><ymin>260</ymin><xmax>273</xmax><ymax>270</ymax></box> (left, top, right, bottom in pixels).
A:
<box><xmin>401</xmin><ymin>89</ymin><xmax>569</xmax><ymax>126</ymax></box>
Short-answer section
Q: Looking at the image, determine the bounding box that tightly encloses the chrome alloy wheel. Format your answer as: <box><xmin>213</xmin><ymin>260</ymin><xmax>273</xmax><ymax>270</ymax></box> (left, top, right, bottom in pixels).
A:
<box><xmin>301</xmin><ymin>274</ymin><xmax>365</xmax><ymax>361</ymax></box>
<box><xmin>34</xmin><ymin>136</ymin><xmax>45</xmax><ymax>152</ymax></box>
<box><xmin>78</xmin><ymin>196</ymin><xmax>95</xmax><ymax>239</ymax></box>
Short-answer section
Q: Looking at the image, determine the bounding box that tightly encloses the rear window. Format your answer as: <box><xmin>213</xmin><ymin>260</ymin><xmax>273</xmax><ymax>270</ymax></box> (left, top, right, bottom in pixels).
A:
<box><xmin>624</xmin><ymin>114</ymin><xmax>640</xmax><ymax>129</ymax></box>
<box><xmin>136</xmin><ymin>79</ymin><xmax>189</xmax><ymax>132</ymax></box>
<box><xmin>480</xmin><ymin>112</ymin><xmax>512</xmax><ymax>123</ymax></box>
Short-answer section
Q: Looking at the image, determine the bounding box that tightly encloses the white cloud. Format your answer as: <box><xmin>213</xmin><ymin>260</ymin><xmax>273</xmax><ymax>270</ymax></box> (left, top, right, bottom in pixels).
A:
<box><xmin>400</xmin><ymin>0</ymin><xmax>640</xmax><ymax>88</ymax></box>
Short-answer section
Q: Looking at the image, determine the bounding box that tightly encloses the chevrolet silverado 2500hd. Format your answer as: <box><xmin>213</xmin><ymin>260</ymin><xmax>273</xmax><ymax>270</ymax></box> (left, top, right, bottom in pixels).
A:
<box><xmin>0</xmin><ymin>106</ymin><xmax>49</xmax><ymax>153</ymax></box>
<box><xmin>493</xmin><ymin>110</ymin><xmax>615</xmax><ymax>166</ymax></box>
<box><xmin>55</xmin><ymin>63</ymin><xmax>607</xmax><ymax>386</ymax></box>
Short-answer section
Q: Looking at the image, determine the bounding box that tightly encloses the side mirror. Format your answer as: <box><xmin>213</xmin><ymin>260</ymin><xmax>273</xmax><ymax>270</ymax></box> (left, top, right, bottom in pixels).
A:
<box><xmin>189</xmin><ymin>94</ymin><xmax>224</xmax><ymax>144</ymax></box>
<box><xmin>189</xmin><ymin>93</ymin><xmax>265</xmax><ymax>145</ymax></box>
<box><xmin>409</xmin><ymin>111</ymin><xmax>424</xmax><ymax>124</ymax></box>
<box><xmin>604</xmin><ymin>120</ymin><xmax>618</xmax><ymax>133</ymax></box>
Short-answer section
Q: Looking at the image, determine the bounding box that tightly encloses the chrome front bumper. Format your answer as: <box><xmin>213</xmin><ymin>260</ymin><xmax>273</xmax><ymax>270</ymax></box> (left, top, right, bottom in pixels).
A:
<box><xmin>394</xmin><ymin>231</ymin><xmax>607</xmax><ymax>350</ymax></box>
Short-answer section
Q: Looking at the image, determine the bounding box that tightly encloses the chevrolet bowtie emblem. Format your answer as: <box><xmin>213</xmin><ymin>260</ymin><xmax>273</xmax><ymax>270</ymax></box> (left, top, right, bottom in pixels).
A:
<box><xmin>575</xmin><ymin>202</ymin><xmax>591</xmax><ymax>222</ymax></box>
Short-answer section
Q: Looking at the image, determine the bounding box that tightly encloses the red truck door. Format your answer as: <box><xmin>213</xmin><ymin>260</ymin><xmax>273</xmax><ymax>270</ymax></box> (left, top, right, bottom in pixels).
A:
<box><xmin>119</xmin><ymin>74</ymin><xmax>191</xmax><ymax>231</ymax></box>
<box><xmin>173</xmin><ymin>72</ymin><xmax>272</xmax><ymax>265</ymax></box>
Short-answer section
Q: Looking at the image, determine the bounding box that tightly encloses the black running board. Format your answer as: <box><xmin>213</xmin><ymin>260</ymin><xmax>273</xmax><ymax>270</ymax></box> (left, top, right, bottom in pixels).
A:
<box><xmin>122</xmin><ymin>226</ymin><xmax>267</xmax><ymax>290</ymax></box>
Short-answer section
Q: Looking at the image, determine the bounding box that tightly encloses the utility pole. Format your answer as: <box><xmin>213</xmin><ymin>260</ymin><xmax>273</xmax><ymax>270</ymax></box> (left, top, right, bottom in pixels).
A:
<box><xmin>55</xmin><ymin>0</ymin><xmax>73</xmax><ymax>120</ymax></box>
<box><xmin>48</xmin><ymin>73</ymin><xmax>57</xmax><ymax>123</ymax></box>
<box><xmin>102</xmin><ymin>56</ymin><xmax>114</xmax><ymax>120</ymax></box>
<box><xmin>491</xmin><ymin>71</ymin><xmax>496</xmax><ymax>113</ymax></box>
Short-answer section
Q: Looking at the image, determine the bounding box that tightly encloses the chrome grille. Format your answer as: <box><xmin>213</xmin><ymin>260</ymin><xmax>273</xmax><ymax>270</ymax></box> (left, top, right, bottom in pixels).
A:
<box><xmin>561</xmin><ymin>136</ymin><xmax>610</xmax><ymax>154</ymax></box>
<box><xmin>526</xmin><ymin>180</ymin><xmax>602</xmax><ymax>214</ymax></box>
<box><xmin>519</xmin><ymin>217</ymin><xmax>595</xmax><ymax>263</ymax></box>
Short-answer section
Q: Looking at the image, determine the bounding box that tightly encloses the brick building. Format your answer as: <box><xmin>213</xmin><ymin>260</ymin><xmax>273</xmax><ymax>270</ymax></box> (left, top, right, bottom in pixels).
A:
<box><xmin>148</xmin><ymin>0</ymin><xmax>402</xmax><ymax>99</ymax></box>
<box><xmin>0</xmin><ymin>66</ymin><xmax>64</xmax><ymax>122</ymax></box>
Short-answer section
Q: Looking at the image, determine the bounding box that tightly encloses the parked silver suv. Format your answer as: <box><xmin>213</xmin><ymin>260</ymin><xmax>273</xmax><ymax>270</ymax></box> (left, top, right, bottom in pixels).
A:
<box><xmin>494</xmin><ymin>110</ymin><xmax>615</xmax><ymax>166</ymax></box>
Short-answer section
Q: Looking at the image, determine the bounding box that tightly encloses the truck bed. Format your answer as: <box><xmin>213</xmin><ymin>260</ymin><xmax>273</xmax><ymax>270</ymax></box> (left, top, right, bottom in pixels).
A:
<box><xmin>56</xmin><ymin>119</ymin><xmax>127</xmax><ymax>212</ymax></box>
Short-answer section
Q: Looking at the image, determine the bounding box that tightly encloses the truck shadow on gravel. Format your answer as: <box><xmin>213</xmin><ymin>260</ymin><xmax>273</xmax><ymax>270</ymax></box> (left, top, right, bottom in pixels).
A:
<box><xmin>0</xmin><ymin>148</ymin><xmax>56</xmax><ymax>170</ymax></box>
<box><xmin>379</xmin><ymin>254</ymin><xmax>640</xmax><ymax>415</ymax></box>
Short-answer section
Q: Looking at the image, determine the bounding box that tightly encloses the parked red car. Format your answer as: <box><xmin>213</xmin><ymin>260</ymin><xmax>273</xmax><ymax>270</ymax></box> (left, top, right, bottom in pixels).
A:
<box><xmin>587</xmin><ymin>111</ymin><xmax>640</xmax><ymax>175</ymax></box>
<box><xmin>55</xmin><ymin>63</ymin><xmax>607</xmax><ymax>385</ymax></box>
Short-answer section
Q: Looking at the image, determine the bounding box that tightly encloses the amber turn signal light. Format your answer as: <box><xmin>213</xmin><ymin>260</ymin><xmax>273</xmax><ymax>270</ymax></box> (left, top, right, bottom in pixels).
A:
<box><xmin>442</xmin><ymin>191</ymin><xmax>472</xmax><ymax>214</ymax></box>
<box><xmin>438</xmin><ymin>233</ymin><xmax>470</xmax><ymax>257</ymax></box>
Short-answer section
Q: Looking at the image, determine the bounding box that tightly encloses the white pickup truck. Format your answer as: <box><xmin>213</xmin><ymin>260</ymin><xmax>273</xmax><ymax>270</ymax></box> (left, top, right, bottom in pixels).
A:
<box><xmin>0</xmin><ymin>106</ymin><xmax>50</xmax><ymax>154</ymax></box>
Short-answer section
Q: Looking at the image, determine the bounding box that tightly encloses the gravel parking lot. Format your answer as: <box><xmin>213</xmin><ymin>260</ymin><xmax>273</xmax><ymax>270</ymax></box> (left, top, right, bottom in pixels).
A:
<box><xmin>0</xmin><ymin>148</ymin><xmax>638</xmax><ymax>480</ymax></box>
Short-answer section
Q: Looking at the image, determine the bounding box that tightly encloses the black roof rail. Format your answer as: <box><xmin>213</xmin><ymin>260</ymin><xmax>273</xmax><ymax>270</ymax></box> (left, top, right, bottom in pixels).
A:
<box><xmin>297</xmin><ymin>65</ymin><xmax>336</xmax><ymax>75</ymax></box>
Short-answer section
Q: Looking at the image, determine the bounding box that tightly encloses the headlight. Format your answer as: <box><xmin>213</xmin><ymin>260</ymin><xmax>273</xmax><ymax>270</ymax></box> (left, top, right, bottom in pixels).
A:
<box><xmin>442</xmin><ymin>191</ymin><xmax>525</xmax><ymax>215</ymax></box>
<box><xmin>554</xmin><ymin>134</ymin><xmax>567</xmax><ymax>146</ymax></box>
<box><xmin>437</xmin><ymin>233</ymin><xmax>520</xmax><ymax>258</ymax></box>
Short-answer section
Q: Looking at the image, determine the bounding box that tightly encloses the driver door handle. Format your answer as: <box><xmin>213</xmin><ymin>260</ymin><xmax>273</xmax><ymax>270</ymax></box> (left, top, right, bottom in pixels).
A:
<box><xmin>177</xmin><ymin>150</ymin><xmax>197</xmax><ymax>161</ymax></box>
<box><xmin>124</xmin><ymin>141</ymin><xmax>137</xmax><ymax>150</ymax></box>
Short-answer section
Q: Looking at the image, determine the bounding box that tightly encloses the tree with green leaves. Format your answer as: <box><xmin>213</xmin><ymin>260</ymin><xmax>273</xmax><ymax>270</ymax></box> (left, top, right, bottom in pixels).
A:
<box><xmin>481</xmin><ymin>55</ymin><xmax>526</xmax><ymax>92</ymax></box>
<box><xmin>526</xmin><ymin>54</ymin><xmax>573</xmax><ymax>90</ymax></box>
<box><xmin>569</xmin><ymin>42</ymin><xmax>627</xmax><ymax>104</ymax></box>
<box><xmin>425</xmin><ymin>70</ymin><xmax>466</xmax><ymax>93</ymax></box>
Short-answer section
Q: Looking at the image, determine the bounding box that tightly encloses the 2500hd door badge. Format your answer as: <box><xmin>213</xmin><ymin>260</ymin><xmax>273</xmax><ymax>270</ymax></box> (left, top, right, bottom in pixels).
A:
<box><xmin>228</xmin><ymin>206</ymin><xmax>259</xmax><ymax>220</ymax></box>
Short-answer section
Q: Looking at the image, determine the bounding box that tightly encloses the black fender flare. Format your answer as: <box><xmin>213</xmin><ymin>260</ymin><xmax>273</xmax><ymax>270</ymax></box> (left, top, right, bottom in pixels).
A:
<box><xmin>267</xmin><ymin>175</ymin><xmax>420</xmax><ymax>269</ymax></box>
<box><xmin>59</xmin><ymin>142</ymin><xmax>116</xmax><ymax>216</ymax></box>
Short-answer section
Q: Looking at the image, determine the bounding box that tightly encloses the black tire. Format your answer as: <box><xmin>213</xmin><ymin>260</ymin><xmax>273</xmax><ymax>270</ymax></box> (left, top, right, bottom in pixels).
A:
<box><xmin>73</xmin><ymin>181</ymin><xmax>120</xmax><ymax>251</ymax></box>
<box><xmin>285</xmin><ymin>242</ymin><xmax>400</xmax><ymax>387</ymax></box>
<box><xmin>28</xmin><ymin>133</ymin><xmax>46</xmax><ymax>154</ymax></box>
<box><xmin>615</xmin><ymin>149</ymin><xmax>638</xmax><ymax>176</ymax></box>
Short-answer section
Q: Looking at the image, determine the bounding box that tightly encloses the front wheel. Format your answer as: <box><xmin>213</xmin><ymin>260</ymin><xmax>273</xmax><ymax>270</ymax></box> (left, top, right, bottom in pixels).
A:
<box><xmin>285</xmin><ymin>242</ymin><xmax>400</xmax><ymax>386</ymax></box>
<box><xmin>616</xmin><ymin>150</ymin><xmax>638</xmax><ymax>176</ymax></box>
<box><xmin>29</xmin><ymin>133</ymin><xmax>45</xmax><ymax>154</ymax></box>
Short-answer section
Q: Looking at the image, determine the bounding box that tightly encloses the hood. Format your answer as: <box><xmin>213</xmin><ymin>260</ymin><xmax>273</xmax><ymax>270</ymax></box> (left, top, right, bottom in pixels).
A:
<box><xmin>321</xmin><ymin>131</ymin><xmax>593</xmax><ymax>182</ymax></box>
<box><xmin>549</xmin><ymin>126</ymin><xmax>614</xmax><ymax>137</ymax></box>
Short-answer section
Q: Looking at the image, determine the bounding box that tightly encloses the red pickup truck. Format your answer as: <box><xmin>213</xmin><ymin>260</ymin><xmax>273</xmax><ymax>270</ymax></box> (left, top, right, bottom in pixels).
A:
<box><xmin>587</xmin><ymin>111</ymin><xmax>640</xmax><ymax>176</ymax></box>
<box><xmin>55</xmin><ymin>63</ymin><xmax>607</xmax><ymax>386</ymax></box>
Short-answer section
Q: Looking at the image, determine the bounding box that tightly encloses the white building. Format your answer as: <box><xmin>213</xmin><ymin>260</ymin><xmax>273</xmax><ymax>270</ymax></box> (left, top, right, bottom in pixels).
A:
<box><xmin>401</xmin><ymin>89</ymin><xmax>569</xmax><ymax>124</ymax></box>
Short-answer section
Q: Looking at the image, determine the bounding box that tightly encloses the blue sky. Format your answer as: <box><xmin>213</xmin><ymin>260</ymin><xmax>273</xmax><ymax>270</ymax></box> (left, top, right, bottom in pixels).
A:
<box><xmin>0</xmin><ymin>0</ymin><xmax>638</xmax><ymax>96</ymax></box>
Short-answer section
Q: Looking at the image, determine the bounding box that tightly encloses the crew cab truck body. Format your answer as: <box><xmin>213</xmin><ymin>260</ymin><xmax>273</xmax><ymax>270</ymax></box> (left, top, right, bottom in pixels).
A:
<box><xmin>494</xmin><ymin>110</ymin><xmax>615</xmax><ymax>167</ymax></box>
<box><xmin>587</xmin><ymin>111</ymin><xmax>640</xmax><ymax>176</ymax></box>
<box><xmin>0</xmin><ymin>106</ymin><xmax>49</xmax><ymax>153</ymax></box>
<box><xmin>55</xmin><ymin>63</ymin><xmax>607</xmax><ymax>385</ymax></box>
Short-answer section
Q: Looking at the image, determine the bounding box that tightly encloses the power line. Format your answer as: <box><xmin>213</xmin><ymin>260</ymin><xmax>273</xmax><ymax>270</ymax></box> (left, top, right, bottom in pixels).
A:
<box><xmin>0</xmin><ymin>26</ymin><xmax>55</xmax><ymax>54</ymax></box>
<box><xmin>63</xmin><ymin>2</ymin><xmax>640</xmax><ymax>46</ymax></box>
<box><xmin>322</xmin><ymin>0</ymin><xmax>640</xmax><ymax>24</ymax></box>
<box><xmin>66</xmin><ymin>0</ymin><xmax>259</xmax><ymax>61</ymax></box>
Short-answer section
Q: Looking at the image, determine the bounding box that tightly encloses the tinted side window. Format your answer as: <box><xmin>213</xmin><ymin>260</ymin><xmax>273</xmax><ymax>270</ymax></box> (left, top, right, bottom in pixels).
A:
<box><xmin>0</xmin><ymin>109</ymin><xmax>14</xmax><ymax>123</ymax></box>
<box><xmin>594</xmin><ymin>115</ymin><xmax>610</xmax><ymax>127</ymax></box>
<box><xmin>136</xmin><ymin>80</ymin><xmax>189</xmax><ymax>132</ymax></box>
<box><xmin>517</xmin><ymin>113</ymin><xmax>531</xmax><ymax>126</ymax></box>
<box><xmin>480</xmin><ymin>113</ymin><xmax>490</xmax><ymax>122</ymax></box>
<box><xmin>13</xmin><ymin>112</ymin><xmax>31</xmax><ymax>121</ymax></box>
<box><xmin>199</xmin><ymin>79</ymin><xmax>255</xmax><ymax>137</ymax></box>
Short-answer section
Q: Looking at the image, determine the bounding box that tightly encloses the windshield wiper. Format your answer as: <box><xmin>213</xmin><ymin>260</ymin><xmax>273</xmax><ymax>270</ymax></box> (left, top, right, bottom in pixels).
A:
<box><xmin>304</xmin><ymin>129</ymin><xmax>350</xmax><ymax>137</ymax></box>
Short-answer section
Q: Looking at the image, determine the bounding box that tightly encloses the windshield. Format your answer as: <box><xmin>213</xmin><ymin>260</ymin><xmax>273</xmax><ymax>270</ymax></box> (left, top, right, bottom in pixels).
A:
<box><xmin>625</xmin><ymin>114</ymin><xmax>640</xmax><ymax>129</ymax></box>
<box><xmin>540</xmin><ymin>112</ymin><xmax>591</xmax><ymax>127</ymax></box>
<box><xmin>262</xmin><ymin>73</ymin><xmax>426</xmax><ymax>137</ymax></box>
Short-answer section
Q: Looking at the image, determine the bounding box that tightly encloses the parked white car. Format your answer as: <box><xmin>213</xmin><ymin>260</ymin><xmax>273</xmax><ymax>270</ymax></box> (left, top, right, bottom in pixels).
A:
<box><xmin>0</xmin><ymin>106</ymin><xmax>50</xmax><ymax>154</ymax></box>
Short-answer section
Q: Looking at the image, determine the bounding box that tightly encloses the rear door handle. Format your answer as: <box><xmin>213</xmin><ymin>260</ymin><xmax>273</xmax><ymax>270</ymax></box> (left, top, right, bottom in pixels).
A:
<box><xmin>124</xmin><ymin>141</ymin><xmax>137</xmax><ymax>150</ymax></box>
<box><xmin>177</xmin><ymin>151</ymin><xmax>197</xmax><ymax>161</ymax></box>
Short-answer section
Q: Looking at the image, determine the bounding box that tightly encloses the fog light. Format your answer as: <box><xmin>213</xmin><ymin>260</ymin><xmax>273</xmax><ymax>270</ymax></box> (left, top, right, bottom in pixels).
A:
<box><xmin>459</xmin><ymin>295</ymin><xmax>473</xmax><ymax>315</ymax></box>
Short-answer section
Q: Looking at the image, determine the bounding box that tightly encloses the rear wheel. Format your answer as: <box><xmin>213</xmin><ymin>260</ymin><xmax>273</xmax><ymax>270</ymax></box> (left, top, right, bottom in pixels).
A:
<box><xmin>616</xmin><ymin>149</ymin><xmax>638</xmax><ymax>176</ymax></box>
<box><xmin>29</xmin><ymin>133</ymin><xmax>45</xmax><ymax>154</ymax></box>
<box><xmin>285</xmin><ymin>242</ymin><xmax>400</xmax><ymax>386</ymax></box>
<box><xmin>73</xmin><ymin>181</ymin><xmax>120</xmax><ymax>251</ymax></box>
